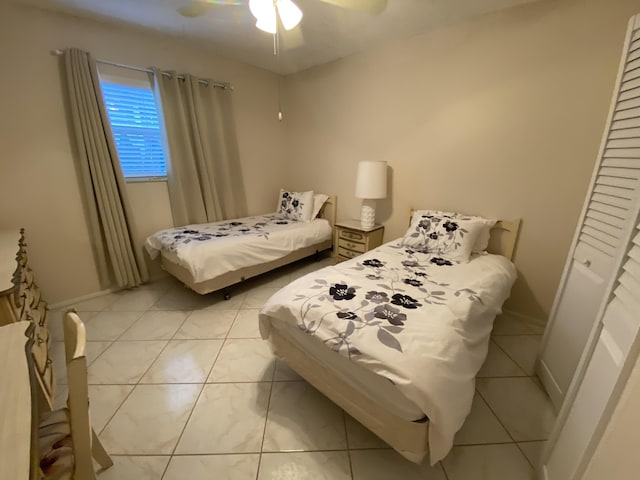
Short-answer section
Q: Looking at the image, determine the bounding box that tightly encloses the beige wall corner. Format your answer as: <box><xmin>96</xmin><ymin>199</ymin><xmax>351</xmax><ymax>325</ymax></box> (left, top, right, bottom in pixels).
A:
<box><xmin>281</xmin><ymin>0</ymin><xmax>640</xmax><ymax>319</ymax></box>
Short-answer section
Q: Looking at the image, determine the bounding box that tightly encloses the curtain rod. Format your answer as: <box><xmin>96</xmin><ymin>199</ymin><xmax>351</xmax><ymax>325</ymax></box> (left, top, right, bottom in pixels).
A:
<box><xmin>50</xmin><ymin>49</ymin><xmax>233</xmax><ymax>90</ymax></box>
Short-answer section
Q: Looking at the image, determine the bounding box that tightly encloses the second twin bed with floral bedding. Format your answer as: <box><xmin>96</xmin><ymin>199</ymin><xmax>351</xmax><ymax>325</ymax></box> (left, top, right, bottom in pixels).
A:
<box><xmin>259</xmin><ymin>211</ymin><xmax>519</xmax><ymax>465</ymax></box>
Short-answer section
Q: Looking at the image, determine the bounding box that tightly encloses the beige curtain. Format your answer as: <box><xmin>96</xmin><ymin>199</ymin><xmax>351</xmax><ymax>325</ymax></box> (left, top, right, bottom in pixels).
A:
<box><xmin>63</xmin><ymin>48</ymin><xmax>149</xmax><ymax>288</ymax></box>
<box><xmin>151</xmin><ymin>70</ymin><xmax>247</xmax><ymax>225</ymax></box>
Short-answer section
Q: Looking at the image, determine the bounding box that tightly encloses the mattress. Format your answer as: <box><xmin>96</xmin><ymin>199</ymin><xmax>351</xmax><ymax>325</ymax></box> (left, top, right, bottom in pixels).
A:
<box><xmin>145</xmin><ymin>215</ymin><xmax>332</xmax><ymax>283</ymax></box>
<box><xmin>268</xmin><ymin>317</ymin><xmax>426</xmax><ymax>421</ymax></box>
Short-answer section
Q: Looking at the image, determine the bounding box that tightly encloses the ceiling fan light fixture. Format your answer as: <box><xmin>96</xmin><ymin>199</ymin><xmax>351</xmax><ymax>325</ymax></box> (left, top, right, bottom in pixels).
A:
<box><xmin>276</xmin><ymin>0</ymin><xmax>303</xmax><ymax>30</ymax></box>
<box><xmin>255</xmin><ymin>7</ymin><xmax>277</xmax><ymax>34</ymax></box>
<box><xmin>249</xmin><ymin>0</ymin><xmax>274</xmax><ymax>20</ymax></box>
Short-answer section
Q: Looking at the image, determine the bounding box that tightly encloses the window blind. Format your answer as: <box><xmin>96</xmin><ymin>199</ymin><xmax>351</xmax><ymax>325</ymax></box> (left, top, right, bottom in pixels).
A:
<box><xmin>101</xmin><ymin>82</ymin><xmax>167</xmax><ymax>179</ymax></box>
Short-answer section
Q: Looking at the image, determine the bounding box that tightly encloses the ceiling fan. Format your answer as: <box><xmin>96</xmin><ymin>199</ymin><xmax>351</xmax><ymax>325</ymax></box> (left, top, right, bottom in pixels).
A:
<box><xmin>178</xmin><ymin>0</ymin><xmax>389</xmax><ymax>33</ymax></box>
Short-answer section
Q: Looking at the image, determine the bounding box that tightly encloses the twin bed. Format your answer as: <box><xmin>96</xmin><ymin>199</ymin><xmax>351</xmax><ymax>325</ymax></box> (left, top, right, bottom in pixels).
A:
<box><xmin>146</xmin><ymin>195</ymin><xmax>336</xmax><ymax>297</ymax></box>
<box><xmin>145</xmin><ymin>198</ymin><xmax>520</xmax><ymax>465</ymax></box>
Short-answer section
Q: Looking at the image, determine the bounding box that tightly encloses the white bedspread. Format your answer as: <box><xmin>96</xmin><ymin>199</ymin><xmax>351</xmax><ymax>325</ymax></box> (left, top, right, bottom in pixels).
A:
<box><xmin>145</xmin><ymin>214</ymin><xmax>332</xmax><ymax>283</ymax></box>
<box><xmin>259</xmin><ymin>241</ymin><xmax>516</xmax><ymax>464</ymax></box>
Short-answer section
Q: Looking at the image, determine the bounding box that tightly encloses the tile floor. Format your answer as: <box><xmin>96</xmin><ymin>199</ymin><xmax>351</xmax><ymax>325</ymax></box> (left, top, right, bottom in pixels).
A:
<box><xmin>48</xmin><ymin>254</ymin><xmax>555</xmax><ymax>480</ymax></box>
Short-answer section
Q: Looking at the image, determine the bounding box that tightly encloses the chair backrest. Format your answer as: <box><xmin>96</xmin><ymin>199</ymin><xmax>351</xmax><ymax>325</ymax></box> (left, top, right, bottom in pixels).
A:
<box><xmin>62</xmin><ymin>311</ymin><xmax>96</xmax><ymax>480</ymax></box>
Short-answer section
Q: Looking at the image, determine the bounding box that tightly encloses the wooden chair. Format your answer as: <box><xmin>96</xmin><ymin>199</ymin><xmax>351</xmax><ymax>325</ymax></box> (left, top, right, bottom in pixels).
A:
<box><xmin>38</xmin><ymin>311</ymin><xmax>113</xmax><ymax>479</ymax></box>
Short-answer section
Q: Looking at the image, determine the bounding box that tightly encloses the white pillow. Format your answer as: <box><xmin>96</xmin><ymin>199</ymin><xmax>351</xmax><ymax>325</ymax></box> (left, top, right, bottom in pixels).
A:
<box><xmin>276</xmin><ymin>189</ymin><xmax>314</xmax><ymax>222</ymax></box>
<box><xmin>411</xmin><ymin>210</ymin><xmax>496</xmax><ymax>252</ymax></box>
<box><xmin>402</xmin><ymin>211</ymin><xmax>490</xmax><ymax>263</ymax></box>
<box><xmin>311</xmin><ymin>193</ymin><xmax>329</xmax><ymax>220</ymax></box>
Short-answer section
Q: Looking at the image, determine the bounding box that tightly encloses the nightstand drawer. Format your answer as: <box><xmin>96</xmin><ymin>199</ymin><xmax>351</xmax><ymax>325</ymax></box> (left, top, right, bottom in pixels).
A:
<box><xmin>339</xmin><ymin>229</ymin><xmax>365</xmax><ymax>242</ymax></box>
<box><xmin>338</xmin><ymin>238</ymin><xmax>365</xmax><ymax>253</ymax></box>
<box><xmin>337</xmin><ymin>246</ymin><xmax>360</xmax><ymax>259</ymax></box>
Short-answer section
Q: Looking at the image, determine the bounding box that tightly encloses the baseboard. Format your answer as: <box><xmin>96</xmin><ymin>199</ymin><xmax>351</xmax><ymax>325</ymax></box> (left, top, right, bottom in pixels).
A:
<box><xmin>502</xmin><ymin>308</ymin><xmax>547</xmax><ymax>330</ymax></box>
<box><xmin>48</xmin><ymin>287</ymin><xmax>121</xmax><ymax>310</ymax></box>
<box><xmin>536</xmin><ymin>358</ymin><xmax>563</xmax><ymax>411</ymax></box>
<box><xmin>541</xmin><ymin>464</ymin><xmax>549</xmax><ymax>480</ymax></box>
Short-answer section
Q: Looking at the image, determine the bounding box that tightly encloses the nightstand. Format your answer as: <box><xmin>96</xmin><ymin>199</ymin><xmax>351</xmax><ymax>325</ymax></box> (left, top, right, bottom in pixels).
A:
<box><xmin>334</xmin><ymin>220</ymin><xmax>384</xmax><ymax>263</ymax></box>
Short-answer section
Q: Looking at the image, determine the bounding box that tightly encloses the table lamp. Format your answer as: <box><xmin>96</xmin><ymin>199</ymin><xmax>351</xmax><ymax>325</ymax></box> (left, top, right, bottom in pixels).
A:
<box><xmin>355</xmin><ymin>160</ymin><xmax>387</xmax><ymax>230</ymax></box>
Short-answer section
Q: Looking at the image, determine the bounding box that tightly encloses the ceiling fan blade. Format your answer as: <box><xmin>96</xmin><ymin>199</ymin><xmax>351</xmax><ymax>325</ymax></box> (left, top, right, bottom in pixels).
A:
<box><xmin>318</xmin><ymin>0</ymin><xmax>387</xmax><ymax>15</ymax></box>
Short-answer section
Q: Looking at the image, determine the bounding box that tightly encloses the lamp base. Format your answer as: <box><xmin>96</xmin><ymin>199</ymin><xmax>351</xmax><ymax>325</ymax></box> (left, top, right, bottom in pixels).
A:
<box><xmin>360</xmin><ymin>199</ymin><xmax>376</xmax><ymax>230</ymax></box>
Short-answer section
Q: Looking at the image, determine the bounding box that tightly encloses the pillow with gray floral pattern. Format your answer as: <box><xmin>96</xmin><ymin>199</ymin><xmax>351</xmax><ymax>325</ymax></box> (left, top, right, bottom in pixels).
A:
<box><xmin>402</xmin><ymin>212</ymin><xmax>489</xmax><ymax>263</ymax></box>
<box><xmin>276</xmin><ymin>189</ymin><xmax>314</xmax><ymax>222</ymax></box>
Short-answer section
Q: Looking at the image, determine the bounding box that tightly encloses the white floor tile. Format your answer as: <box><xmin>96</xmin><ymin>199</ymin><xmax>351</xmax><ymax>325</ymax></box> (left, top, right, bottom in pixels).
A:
<box><xmin>176</xmin><ymin>383</ymin><xmax>270</xmax><ymax>454</ymax></box>
<box><xmin>273</xmin><ymin>359</ymin><xmax>303</xmax><ymax>382</ymax></box>
<box><xmin>208</xmin><ymin>338</ymin><xmax>275</xmax><ymax>382</ymax></box>
<box><xmin>141</xmin><ymin>340</ymin><xmax>223</xmax><ymax>383</ymax></box>
<box><xmin>442</xmin><ymin>444</ymin><xmax>534</xmax><ymax>480</ymax></box>
<box><xmin>49</xmin><ymin>310</ymin><xmax>98</xmax><ymax>341</ymax></box>
<box><xmin>46</xmin><ymin>273</ymin><xmax>560</xmax><ymax>478</ymax></box>
<box><xmin>289</xmin><ymin>258</ymin><xmax>334</xmax><ymax>281</ymax></box>
<box><xmin>350</xmin><ymin>449</ymin><xmax>446</xmax><ymax>480</ymax></box>
<box><xmin>88</xmin><ymin>341</ymin><xmax>167</xmax><ymax>384</ymax></box>
<box><xmin>242</xmin><ymin>287</ymin><xmax>281</xmax><ymax>309</ymax></box>
<box><xmin>174</xmin><ymin>310</ymin><xmax>238</xmax><ymax>339</ymax></box>
<box><xmin>83</xmin><ymin>311</ymin><xmax>142</xmax><ymax>341</ymax></box>
<box><xmin>96</xmin><ymin>455</ymin><xmax>169</xmax><ymax>480</ymax></box>
<box><xmin>492</xmin><ymin>313</ymin><xmax>545</xmax><ymax>335</ymax></box>
<box><xmin>152</xmin><ymin>286</ymin><xmax>216</xmax><ymax>310</ymax></box>
<box><xmin>119</xmin><ymin>311</ymin><xmax>188</xmax><ymax>340</ymax></box>
<box><xmin>228</xmin><ymin>309</ymin><xmax>262</xmax><ymax>338</ymax></box>
<box><xmin>99</xmin><ymin>384</ymin><xmax>201</xmax><ymax>454</ymax></box>
<box><xmin>477</xmin><ymin>340</ymin><xmax>526</xmax><ymax>378</ymax></box>
<box><xmin>71</xmin><ymin>293</ymin><xmax>121</xmax><ymax>312</ymax></box>
<box><xmin>345</xmin><ymin>415</ymin><xmax>388</xmax><ymax>449</ymax></box>
<box><xmin>52</xmin><ymin>340</ymin><xmax>112</xmax><ymax>385</ymax></box>
<box><xmin>88</xmin><ymin>385</ymin><xmax>134</xmax><ymax>432</ymax></box>
<box><xmin>258</xmin><ymin>451</ymin><xmax>351</xmax><ymax>480</ymax></box>
<box><xmin>476</xmin><ymin>378</ymin><xmax>556</xmax><ymax>441</ymax></box>
<box><xmin>203</xmin><ymin>292</ymin><xmax>247</xmax><ymax>311</ymax></box>
<box><xmin>518</xmin><ymin>441</ymin><xmax>546</xmax><ymax>469</ymax></box>
<box><xmin>107</xmin><ymin>289</ymin><xmax>165</xmax><ymax>312</ymax></box>
<box><xmin>454</xmin><ymin>392</ymin><xmax>511</xmax><ymax>445</ymax></box>
<box><xmin>164</xmin><ymin>454</ymin><xmax>259</xmax><ymax>480</ymax></box>
<box><xmin>86</xmin><ymin>341</ymin><xmax>113</xmax><ymax>365</ymax></box>
<box><xmin>493</xmin><ymin>335</ymin><xmax>542</xmax><ymax>376</ymax></box>
<box><xmin>263</xmin><ymin>381</ymin><xmax>347</xmax><ymax>452</ymax></box>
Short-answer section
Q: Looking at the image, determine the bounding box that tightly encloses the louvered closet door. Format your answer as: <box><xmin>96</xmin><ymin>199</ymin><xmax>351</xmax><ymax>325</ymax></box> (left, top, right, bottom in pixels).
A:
<box><xmin>544</xmin><ymin>222</ymin><xmax>640</xmax><ymax>480</ymax></box>
<box><xmin>538</xmin><ymin>16</ymin><xmax>640</xmax><ymax>410</ymax></box>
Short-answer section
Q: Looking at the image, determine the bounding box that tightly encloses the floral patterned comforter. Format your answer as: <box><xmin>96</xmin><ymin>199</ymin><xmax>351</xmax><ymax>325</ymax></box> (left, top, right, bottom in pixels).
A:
<box><xmin>259</xmin><ymin>241</ymin><xmax>517</xmax><ymax>464</ymax></box>
<box><xmin>145</xmin><ymin>215</ymin><xmax>332</xmax><ymax>283</ymax></box>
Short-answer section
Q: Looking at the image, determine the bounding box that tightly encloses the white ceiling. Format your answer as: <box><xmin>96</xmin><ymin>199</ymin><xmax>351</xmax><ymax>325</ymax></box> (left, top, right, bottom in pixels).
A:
<box><xmin>15</xmin><ymin>0</ymin><xmax>540</xmax><ymax>74</ymax></box>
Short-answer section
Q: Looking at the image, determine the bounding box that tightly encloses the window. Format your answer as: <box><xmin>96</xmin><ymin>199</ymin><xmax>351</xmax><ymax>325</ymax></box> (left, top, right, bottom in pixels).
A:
<box><xmin>101</xmin><ymin>82</ymin><xmax>167</xmax><ymax>180</ymax></box>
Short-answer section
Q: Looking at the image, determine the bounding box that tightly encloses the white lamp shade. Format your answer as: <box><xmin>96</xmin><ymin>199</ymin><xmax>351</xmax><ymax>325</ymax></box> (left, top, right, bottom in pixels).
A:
<box><xmin>355</xmin><ymin>161</ymin><xmax>387</xmax><ymax>199</ymax></box>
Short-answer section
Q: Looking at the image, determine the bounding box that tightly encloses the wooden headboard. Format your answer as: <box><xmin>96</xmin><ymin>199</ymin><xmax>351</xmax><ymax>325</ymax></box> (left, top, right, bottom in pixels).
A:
<box><xmin>319</xmin><ymin>195</ymin><xmax>337</xmax><ymax>233</ymax></box>
<box><xmin>408</xmin><ymin>210</ymin><xmax>521</xmax><ymax>261</ymax></box>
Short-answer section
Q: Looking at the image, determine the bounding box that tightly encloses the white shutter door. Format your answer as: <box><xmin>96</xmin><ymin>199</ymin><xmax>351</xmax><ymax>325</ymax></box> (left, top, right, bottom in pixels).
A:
<box><xmin>539</xmin><ymin>16</ymin><xmax>640</xmax><ymax>409</ymax></box>
<box><xmin>545</xmin><ymin>223</ymin><xmax>640</xmax><ymax>480</ymax></box>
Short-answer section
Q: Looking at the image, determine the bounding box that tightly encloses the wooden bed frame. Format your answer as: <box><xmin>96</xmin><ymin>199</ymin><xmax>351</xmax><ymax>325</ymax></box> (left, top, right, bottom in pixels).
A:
<box><xmin>160</xmin><ymin>196</ymin><xmax>337</xmax><ymax>296</ymax></box>
<box><xmin>265</xmin><ymin>214</ymin><xmax>521</xmax><ymax>463</ymax></box>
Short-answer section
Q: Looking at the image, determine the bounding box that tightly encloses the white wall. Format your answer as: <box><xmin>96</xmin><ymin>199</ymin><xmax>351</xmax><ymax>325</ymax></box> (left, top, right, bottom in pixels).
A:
<box><xmin>281</xmin><ymin>0</ymin><xmax>640</xmax><ymax>319</ymax></box>
<box><xmin>0</xmin><ymin>3</ymin><xmax>286</xmax><ymax>304</ymax></box>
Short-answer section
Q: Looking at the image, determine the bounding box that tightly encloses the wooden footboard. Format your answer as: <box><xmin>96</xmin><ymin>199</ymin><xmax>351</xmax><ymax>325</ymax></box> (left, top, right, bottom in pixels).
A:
<box><xmin>267</xmin><ymin>328</ymin><xmax>430</xmax><ymax>464</ymax></box>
